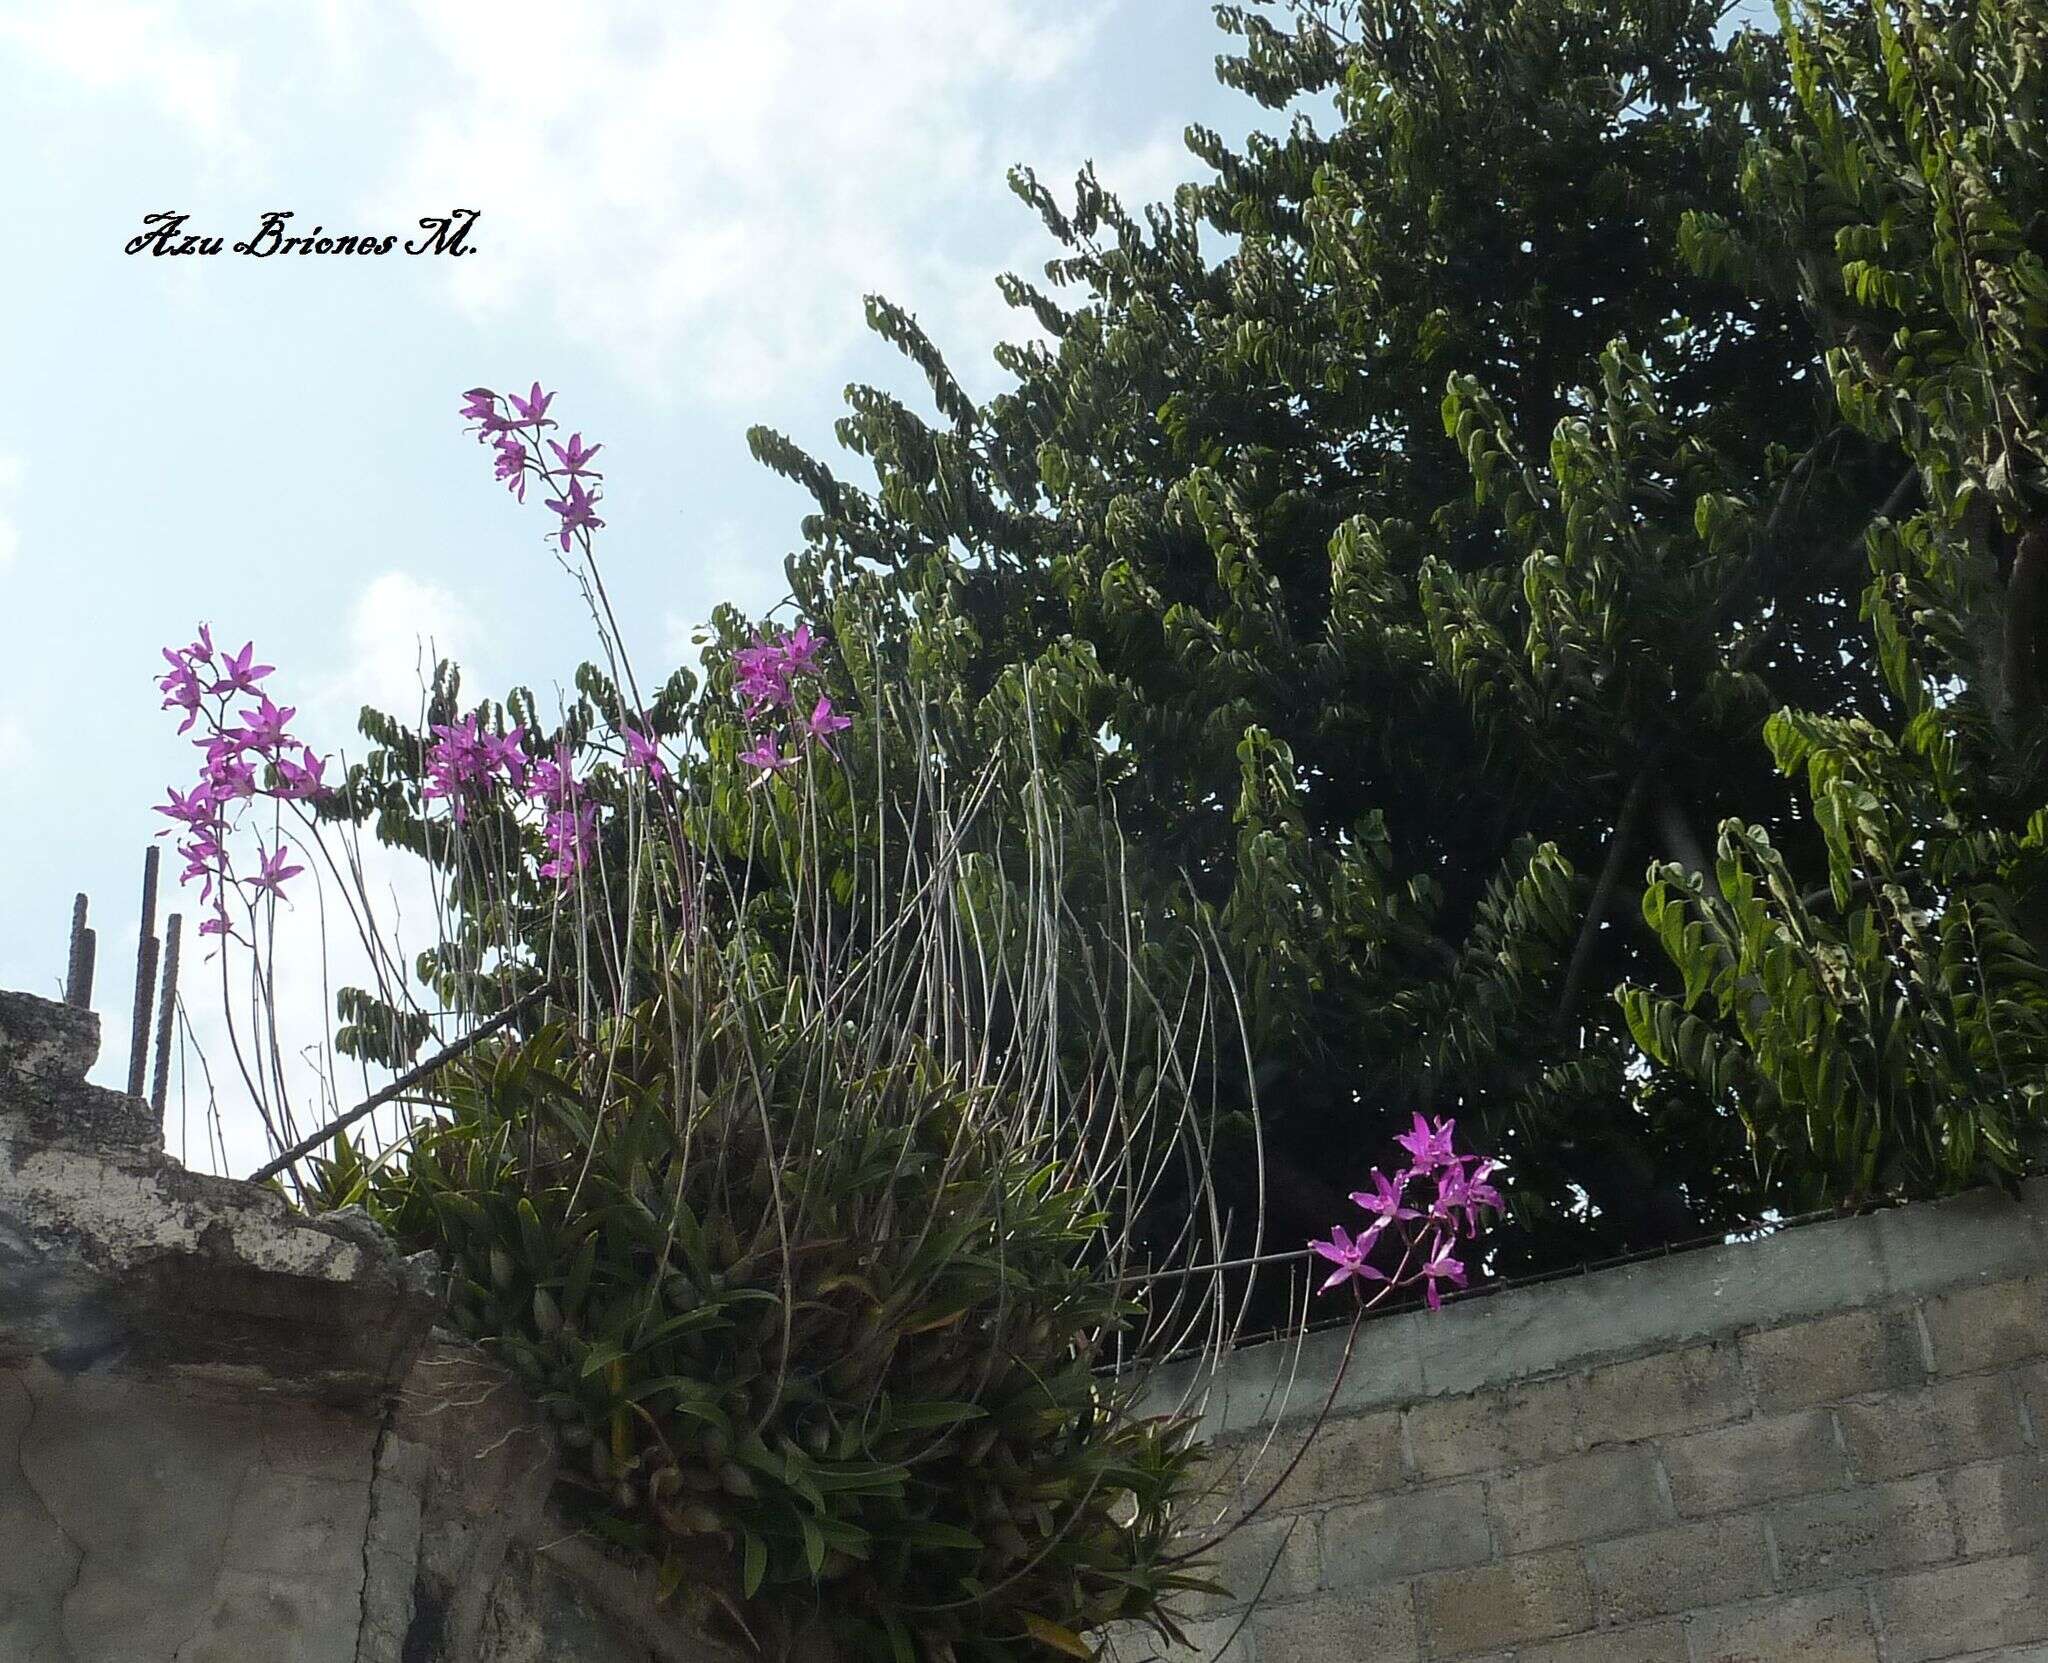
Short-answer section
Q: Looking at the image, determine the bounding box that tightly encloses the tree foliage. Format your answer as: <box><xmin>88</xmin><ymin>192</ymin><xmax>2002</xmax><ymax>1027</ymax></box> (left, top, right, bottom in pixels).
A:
<box><xmin>331</xmin><ymin>0</ymin><xmax>2048</xmax><ymax>1279</ymax></box>
<box><xmin>1622</xmin><ymin>0</ymin><xmax>2048</xmax><ymax>1202</ymax></box>
<box><xmin>736</xmin><ymin>0</ymin><xmax>2048</xmax><ymax>1264</ymax></box>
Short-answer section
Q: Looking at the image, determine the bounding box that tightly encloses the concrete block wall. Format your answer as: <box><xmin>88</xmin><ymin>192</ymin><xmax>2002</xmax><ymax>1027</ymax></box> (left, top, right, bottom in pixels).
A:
<box><xmin>1129</xmin><ymin>1181</ymin><xmax>2048</xmax><ymax>1662</ymax></box>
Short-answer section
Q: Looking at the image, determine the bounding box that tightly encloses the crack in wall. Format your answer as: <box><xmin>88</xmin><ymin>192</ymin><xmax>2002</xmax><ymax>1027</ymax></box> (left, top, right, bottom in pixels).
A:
<box><xmin>356</xmin><ymin>1393</ymin><xmax>408</xmax><ymax>1663</ymax></box>
<box><xmin>12</xmin><ymin>1368</ymin><xmax>84</xmax><ymax>1663</ymax></box>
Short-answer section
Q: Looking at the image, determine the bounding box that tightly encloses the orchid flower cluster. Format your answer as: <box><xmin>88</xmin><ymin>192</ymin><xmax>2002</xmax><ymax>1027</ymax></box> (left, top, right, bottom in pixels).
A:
<box><xmin>418</xmin><ymin>715</ymin><xmax>642</xmax><ymax>889</ymax></box>
<box><xmin>435</xmin><ymin>381</ymin><xmax>680</xmax><ymax>887</ymax></box>
<box><xmin>1311</xmin><ymin>1114</ymin><xmax>1503</xmax><ymax>1311</ymax></box>
<box><xmin>154</xmin><ymin>626</ymin><xmax>326</xmax><ymax>939</ymax></box>
<box><xmin>733</xmin><ymin>623</ymin><xmax>851</xmax><ymax>779</ymax></box>
<box><xmin>458</xmin><ymin>382</ymin><xmax>604</xmax><ymax>554</ymax></box>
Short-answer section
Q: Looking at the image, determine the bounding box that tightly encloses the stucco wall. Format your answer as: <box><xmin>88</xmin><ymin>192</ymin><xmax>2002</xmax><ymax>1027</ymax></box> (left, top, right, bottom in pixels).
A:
<box><xmin>0</xmin><ymin>986</ymin><xmax>752</xmax><ymax>1663</ymax></box>
<box><xmin>1126</xmin><ymin>1180</ymin><xmax>2048</xmax><ymax>1662</ymax></box>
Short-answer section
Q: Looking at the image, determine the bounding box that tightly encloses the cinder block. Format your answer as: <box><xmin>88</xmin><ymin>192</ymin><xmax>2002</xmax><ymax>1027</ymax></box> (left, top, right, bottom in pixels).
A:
<box><xmin>1191</xmin><ymin>1511</ymin><xmax>1319</xmax><ymax>1616</ymax></box>
<box><xmin>1216</xmin><ymin>1318</ymin><xmax>1424</xmax><ymax>1431</ymax></box>
<box><xmin>2023</xmin><ymin>1360</ymin><xmax>2048</xmax><ymax>1441</ymax></box>
<box><xmin>1948</xmin><ymin>1455</ymin><xmax>2048</xmax><ymax>1559</ymax></box>
<box><xmin>1265</xmin><ymin>1408</ymin><xmax>1407</xmax><ymax>1511</ymax></box>
<box><xmin>1923</xmin><ymin>1275</ymin><xmax>2048</xmax><ymax>1375</ymax></box>
<box><xmin>1742</xmin><ymin>1308</ymin><xmax>1926</xmax><ymax>1412</ymax></box>
<box><xmin>1769</xmin><ymin>1473</ymin><xmax>1956</xmax><ymax>1590</ymax></box>
<box><xmin>1413</xmin><ymin>1548</ymin><xmax>1590</xmax><ymax>1654</ymax></box>
<box><xmin>1584</xmin><ymin>1516</ymin><xmax>1773</xmax><ymax>1625</ymax></box>
<box><xmin>1176</xmin><ymin>1437</ymin><xmax>1260</xmax><ymax>1535</ymax></box>
<box><xmin>1661</xmin><ymin>1408</ymin><xmax>1848</xmax><ymax>1516</ymax></box>
<box><xmin>1248</xmin><ymin>1587</ymin><xmax>1419</xmax><ymax>1663</ymax></box>
<box><xmin>1876</xmin><ymin>1550</ymin><xmax>2048</xmax><ymax>1663</ymax></box>
<box><xmin>1404</xmin><ymin>1376</ymin><xmax>1577</xmax><ymax>1481</ymax></box>
<box><xmin>1684</xmin><ymin>1586</ymin><xmax>1878</xmax><ymax>1663</ymax></box>
<box><xmin>1574</xmin><ymin>1343</ymin><xmax>1750</xmax><ymax>1447</ymax></box>
<box><xmin>1490</xmin><ymin>1445</ymin><xmax>1672</xmax><ymax>1554</ymax></box>
<box><xmin>1837</xmin><ymin>1375</ymin><xmax>2026</xmax><ymax>1481</ymax></box>
<box><xmin>1318</xmin><ymin>1481</ymin><xmax>1491</xmax><ymax>1589</ymax></box>
<box><xmin>1103</xmin><ymin>1611</ymin><xmax>1255</xmax><ymax>1663</ymax></box>
<box><xmin>1871</xmin><ymin>1186</ymin><xmax>2048</xmax><ymax>1302</ymax></box>
<box><xmin>1519</xmin><ymin>1617</ymin><xmax>1688</xmax><ymax>1661</ymax></box>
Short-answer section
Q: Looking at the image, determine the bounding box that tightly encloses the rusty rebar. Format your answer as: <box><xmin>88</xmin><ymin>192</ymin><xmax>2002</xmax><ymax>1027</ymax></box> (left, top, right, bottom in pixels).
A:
<box><xmin>150</xmin><ymin>913</ymin><xmax>182</xmax><ymax>1116</ymax></box>
<box><xmin>127</xmin><ymin>847</ymin><xmax>161</xmax><ymax>1099</ymax></box>
<box><xmin>65</xmin><ymin>894</ymin><xmax>93</xmax><ymax>1009</ymax></box>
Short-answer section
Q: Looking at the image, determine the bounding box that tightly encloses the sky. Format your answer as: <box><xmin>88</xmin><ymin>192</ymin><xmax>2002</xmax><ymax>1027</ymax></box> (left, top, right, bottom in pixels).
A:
<box><xmin>0</xmin><ymin>0</ymin><xmax>1291</xmax><ymax>1174</ymax></box>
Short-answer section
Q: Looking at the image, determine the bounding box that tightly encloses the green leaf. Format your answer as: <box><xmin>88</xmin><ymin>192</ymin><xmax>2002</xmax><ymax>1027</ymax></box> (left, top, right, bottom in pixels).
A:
<box><xmin>741</xmin><ymin>1527</ymin><xmax>768</xmax><ymax>1600</ymax></box>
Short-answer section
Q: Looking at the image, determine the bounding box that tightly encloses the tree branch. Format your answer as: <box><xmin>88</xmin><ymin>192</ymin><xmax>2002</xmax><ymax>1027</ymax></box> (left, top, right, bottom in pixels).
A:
<box><xmin>1554</xmin><ymin>757</ymin><xmax>1659</xmax><ymax>1033</ymax></box>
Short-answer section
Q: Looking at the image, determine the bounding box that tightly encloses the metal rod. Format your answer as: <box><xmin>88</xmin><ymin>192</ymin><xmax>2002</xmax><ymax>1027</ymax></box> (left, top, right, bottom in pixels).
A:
<box><xmin>65</xmin><ymin>894</ymin><xmax>92</xmax><ymax>1008</ymax></box>
<box><xmin>126</xmin><ymin>847</ymin><xmax>161</xmax><ymax>1099</ymax></box>
<box><xmin>248</xmin><ymin>991</ymin><xmax>543</xmax><ymax>1184</ymax></box>
<box><xmin>150</xmin><ymin>914</ymin><xmax>182</xmax><ymax>1116</ymax></box>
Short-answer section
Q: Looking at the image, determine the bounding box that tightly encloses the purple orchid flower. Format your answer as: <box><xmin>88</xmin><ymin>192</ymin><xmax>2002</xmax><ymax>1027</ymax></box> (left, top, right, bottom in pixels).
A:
<box><xmin>801</xmin><ymin>696</ymin><xmax>852</xmax><ymax>744</ymax></box>
<box><xmin>1350</xmin><ymin>1168</ymin><xmax>1421</xmax><ymax>1224</ymax></box>
<box><xmin>622</xmin><ymin>727</ymin><xmax>668</xmax><ymax>781</ymax></box>
<box><xmin>781</xmin><ymin>623</ymin><xmax>823</xmax><ymax>678</ymax></box>
<box><xmin>234</xmin><ymin>695</ymin><xmax>297</xmax><ymax>755</ymax></box>
<box><xmin>177</xmin><ymin>834</ymin><xmax>224</xmax><ymax>901</ymax></box>
<box><xmin>483</xmin><ymin>725</ymin><xmax>530</xmax><ymax>789</ymax></box>
<box><xmin>1394</xmin><ymin>1112</ymin><xmax>1459</xmax><ymax>1176</ymax></box>
<box><xmin>1434</xmin><ymin>1158</ymin><xmax>1504</xmax><ymax>1235</ymax></box>
<box><xmin>543</xmin><ymin>478</ymin><xmax>604</xmax><ymax>551</ymax></box>
<box><xmin>526</xmin><ymin>750</ymin><xmax>577</xmax><ymax>809</ymax></box>
<box><xmin>492</xmin><ymin>435</ymin><xmax>528</xmax><ymax>502</ymax></box>
<box><xmin>547</xmin><ymin>433</ymin><xmax>602</xmax><ymax>476</ymax></box>
<box><xmin>741</xmin><ymin>734</ymin><xmax>792</xmax><ymax>778</ymax></box>
<box><xmin>154</xmin><ymin>783</ymin><xmax>219</xmax><ymax>831</ymax></box>
<box><xmin>1418</xmin><ymin>1237</ymin><xmax>1469</xmax><ymax>1311</ymax></box>
<box><xmin>1310</xmin><ymin>1222</ymin><xmax>1389</xmax><ymax>1294</ymax></box>
<box><xmin>202</xmin><ymin>752</ymin><xmax>258</xmax><ymax>800</ymax></box>
<box><xmin>274</xmin><ymin>747</ymin><xmax>328</xmax><ymax>800</ymax></box>
<box><xmin>248</xmin><ymin>843</ymin><xmax>304</xmax><ymax>901</ymax></box>
<box><xmin>538</xmin><ymin>803</ymin><xmax>598</xmax><ymax>884</ymax></box>
<box><xmin>508</xmin><ymin>381</ymin><xmax>554</xmax><ymax>424</ymax></box>
<box><xmin>211</xmin><ymin>641</ymin><xmax>274</xmax><ymax>698</ymax></box>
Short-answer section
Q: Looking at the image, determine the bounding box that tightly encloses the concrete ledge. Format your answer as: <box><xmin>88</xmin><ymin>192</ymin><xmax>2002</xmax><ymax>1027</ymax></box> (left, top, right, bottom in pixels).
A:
<box><xmin>1140</xmin><ymin>1178</ymin><xmax>2048</xmax><ymax>1435</ymax></box>
<box><xmin>0</xmin><ymin>988</ymin><xmax>438</xmax><ymax>1400</ymax></box>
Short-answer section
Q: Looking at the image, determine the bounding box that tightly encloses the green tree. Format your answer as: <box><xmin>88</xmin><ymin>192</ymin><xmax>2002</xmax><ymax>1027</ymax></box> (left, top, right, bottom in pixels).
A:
<box><xmin>333</xmin><ymin>0</ymin><xmax>2048</xmax><ymax>1278</ymax></box>
<box><xmin>750</xmin><ymin>0</ymin><xmax>1946</xmax><ymax>1266</ymax></box>
<box><xmin>1623</xmin><ymin>0</ymin><xmax>2048</xmax><ymax>1202</ymax></box>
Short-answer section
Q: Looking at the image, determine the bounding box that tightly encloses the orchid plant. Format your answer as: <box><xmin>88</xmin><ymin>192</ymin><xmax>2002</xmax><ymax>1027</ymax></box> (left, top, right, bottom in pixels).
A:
<box><xmin>151</xmin><ymin>379</ymin><xmax>1503</xmax><ymax>1662</ymax></box>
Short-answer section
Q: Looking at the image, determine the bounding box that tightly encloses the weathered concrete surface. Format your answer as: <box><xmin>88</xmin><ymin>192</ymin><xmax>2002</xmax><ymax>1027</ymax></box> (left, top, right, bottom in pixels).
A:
<box><xmin>0</xmin><ymin>987</ymin><xmax>753</xmax><ymax>1663</ymax></box>
<box><xmin>0</xmin><ymin>987</ymin><xmax>440</xmax><ymax>1397</ymax></box>
<box><xmin>1121</xmin><ymin>1178</ymin><xmax>2048</xmax><ymax>1662</ymax></box>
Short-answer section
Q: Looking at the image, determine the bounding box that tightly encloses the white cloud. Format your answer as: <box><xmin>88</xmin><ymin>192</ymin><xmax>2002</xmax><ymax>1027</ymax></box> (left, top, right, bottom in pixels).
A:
<box><xmin>161</xmin><ymin>569</ymin><xmax>490</xmax><ymax>1176</ymax></box>
<box><xmin>659</xmin><ymin>516</ymin><xmax>787</xmax><ymax>660</ymax></box>
<box><xmin>362</xmin><ymin>0</ymin><xmax>1110</xmax><ymax>401</ymax></box>
<box><xmin>332</xmin><ymin>569</ymin><xmax>485</xmax><ymax>720</ymax></box>
<box><xmin>0</xmin><ymin>2</ymin><xmax>251</xmax><ymax>165</ymax></box>
<box><xmin>163</xmin><ymin>824</ymin><xmax>451</xmax><ymax>1179</ymax></box>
